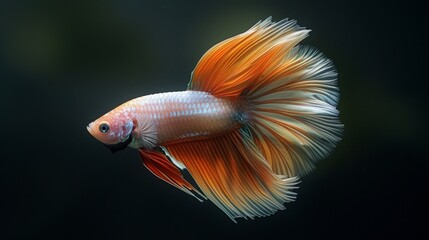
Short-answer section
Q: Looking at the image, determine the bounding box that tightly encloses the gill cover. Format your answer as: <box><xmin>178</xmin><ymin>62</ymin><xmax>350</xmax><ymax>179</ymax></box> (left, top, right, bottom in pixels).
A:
<box><xmin>103</xmin><ymin>134</ymin><xmax>133</xmax><ymax>153</ymax></box>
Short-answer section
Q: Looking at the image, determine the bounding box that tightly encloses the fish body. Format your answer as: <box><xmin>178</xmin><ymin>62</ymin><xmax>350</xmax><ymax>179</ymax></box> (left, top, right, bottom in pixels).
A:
<box><xmin>88</xmin><ymin>91</ymin><xmax>243</xmax><ymax>149</ymax></box>
<box><xmin>87</xmin><ymin>17</ymin><xmax>343</xmax><ymax>221</ymax></box>
<box><xmin>130</xmin><ymin>91</ymin><xmax>241</xmax><ymax>146</ymax></box>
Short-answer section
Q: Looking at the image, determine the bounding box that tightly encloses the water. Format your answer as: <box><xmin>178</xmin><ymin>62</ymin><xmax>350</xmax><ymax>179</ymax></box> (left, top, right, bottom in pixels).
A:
<box><xmin>1</xmin><ymin>0</ymin><xmax>426</xmax><ymax>239</ymax></box>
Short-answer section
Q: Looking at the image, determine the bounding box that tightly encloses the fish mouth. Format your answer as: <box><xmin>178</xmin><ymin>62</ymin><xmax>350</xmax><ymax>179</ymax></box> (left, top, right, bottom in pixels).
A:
<box><xmin>86</xmin><ymin>126</ymin><xmax>93</xmax><ymax>135</ymax></box>
<box><xmin>86</xmin><ymin>123</ymin><xmax>95</xmax><ymax>135</ymax></box>
<box><xmin>102</xmin><ymin>134</ymin><xmax>133</xmax><ymax>153</ymax></box>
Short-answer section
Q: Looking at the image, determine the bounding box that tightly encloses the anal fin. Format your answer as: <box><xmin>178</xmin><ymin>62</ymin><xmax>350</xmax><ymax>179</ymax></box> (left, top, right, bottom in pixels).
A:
<box><xmin>138</xmin><ymin>149</ymin><xmax>205</xmax><ymax>202</ymax></box>
<box><xmin>164</xmin><ymin>130</ymin><xmax>299</xmax><ymax>221</ymax></box>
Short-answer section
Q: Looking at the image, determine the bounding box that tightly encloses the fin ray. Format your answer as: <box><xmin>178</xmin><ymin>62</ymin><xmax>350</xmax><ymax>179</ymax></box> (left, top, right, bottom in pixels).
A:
<box><xmin>188</xmin><ymin>17</ymin><xmax>309</xmax><ymax>98</ymax></box>
<box><xmin>189</xmin><ymin>17</ymin><xmax>342</xmax><ymax>177</ymax></box>
<box><xmin>164</xmin><ymin>130</ymin><xmax>298</xmax><ymax>221</ymax></box>
<box><xmin>249</xmin><ymin>46</ymin><xmax>343</xmax><ymax>176</ymax></box>
<box><xmin>138</xmin><ymin>149</ymin><xmax>205</xmax><ymax>201</ymax></box>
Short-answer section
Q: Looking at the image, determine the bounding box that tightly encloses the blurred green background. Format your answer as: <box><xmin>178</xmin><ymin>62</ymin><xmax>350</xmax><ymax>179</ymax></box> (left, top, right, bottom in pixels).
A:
<box><xmin>1</xmin><ymin>0</ymin><xmax>427</xmax><ymax>239</ymax></box>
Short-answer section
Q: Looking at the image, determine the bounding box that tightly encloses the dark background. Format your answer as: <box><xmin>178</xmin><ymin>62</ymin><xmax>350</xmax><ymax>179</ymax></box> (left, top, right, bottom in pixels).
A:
<box><xmin>1</xmin><ymin>0</ymin><xmax>427</xmax><ymax>239</ymax></box>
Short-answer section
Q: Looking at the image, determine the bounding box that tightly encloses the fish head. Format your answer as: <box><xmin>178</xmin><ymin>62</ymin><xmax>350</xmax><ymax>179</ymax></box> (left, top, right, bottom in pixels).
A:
<box><xmin>87</xmin><ymin>108</ymin><xmax>134</xmax><ymax>152</ymax></box>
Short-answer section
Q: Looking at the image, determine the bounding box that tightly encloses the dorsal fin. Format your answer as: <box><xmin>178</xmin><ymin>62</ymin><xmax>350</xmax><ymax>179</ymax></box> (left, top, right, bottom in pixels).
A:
<box><xmin>188</xmin><ymin>17</ymin><xmax>309</xmax><ymax>98</ymax></box>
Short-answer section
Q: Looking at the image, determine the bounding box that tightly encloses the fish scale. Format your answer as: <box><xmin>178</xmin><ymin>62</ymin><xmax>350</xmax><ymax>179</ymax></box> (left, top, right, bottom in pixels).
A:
<box><xmin>128</xmin><ymin>91</ymin><xmax>239</xmax><ymax>144</ymax></box>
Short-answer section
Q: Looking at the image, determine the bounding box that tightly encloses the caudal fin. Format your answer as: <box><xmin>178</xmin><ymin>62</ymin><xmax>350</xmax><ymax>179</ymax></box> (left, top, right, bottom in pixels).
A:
<box><xmin>188</xmin><ymin>17</ymin><xmax>343</xmax><ymax>177</ymax></box>
<box><xmin>248</xmin><ymin>45</ymin><xmax>342</xmax><ymax>176</ymax></box>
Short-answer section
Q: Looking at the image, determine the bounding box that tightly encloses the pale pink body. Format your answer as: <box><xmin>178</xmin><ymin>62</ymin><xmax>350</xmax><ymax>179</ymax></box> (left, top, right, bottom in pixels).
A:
<box><xmin>89</xmin><ymin>91</ymin><xmax>247</xmax><ymax>150</ymax></box>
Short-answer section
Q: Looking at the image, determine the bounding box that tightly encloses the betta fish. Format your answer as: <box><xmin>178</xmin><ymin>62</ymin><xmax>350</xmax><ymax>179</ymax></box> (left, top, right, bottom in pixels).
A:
<box><xmin>87</xmin><ymin>17</ymin><xmax>342</xmax><ymax>222</ymax></box>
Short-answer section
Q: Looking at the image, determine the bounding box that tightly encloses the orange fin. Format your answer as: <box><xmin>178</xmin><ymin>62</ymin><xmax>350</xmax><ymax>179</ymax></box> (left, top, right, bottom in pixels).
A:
<box><xmin>189</xmin><ymin>17</ymin><xmax>342</xmax><ymax>177</ymax></box>
<box><xmin>164</xmin><ymin>130</ymin><xmax>299</xmax><ymax>222</ymax></box>
<box><xmin>188</xmin><ymin>17</ymin><xmax>309</xmax><ymax>98</ymax></box>
<box><xmin>138</xmin><ymin>149</ymin><xmax>205</xmax><ymax>202</ymax></box>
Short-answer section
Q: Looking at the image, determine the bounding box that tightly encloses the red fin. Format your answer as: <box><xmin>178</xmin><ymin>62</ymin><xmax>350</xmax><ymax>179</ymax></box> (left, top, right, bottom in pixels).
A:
<box><xmin>165</xmin><ymin>130</ymin><xmax>298</xmax><ymax>222</ymax></box>
<box><xmin>138</xmin><ymin>149</ymin><xmax>205</xmax><ymax>201</ymax></box>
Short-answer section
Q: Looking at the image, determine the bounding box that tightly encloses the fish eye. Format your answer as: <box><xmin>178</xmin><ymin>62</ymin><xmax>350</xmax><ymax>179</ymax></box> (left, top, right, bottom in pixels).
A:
<box><xmin>99</xmin><ymin>122</ymin><xmax>110</xmax><ymax>133</ymax></box>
